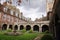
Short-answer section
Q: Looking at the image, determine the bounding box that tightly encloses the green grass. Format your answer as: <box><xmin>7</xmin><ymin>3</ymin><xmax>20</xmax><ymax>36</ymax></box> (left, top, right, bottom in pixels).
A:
<box><xmin>0</xmin><ymin>31</ymin><xmax>39</xmax><ymax>40</ymax></box>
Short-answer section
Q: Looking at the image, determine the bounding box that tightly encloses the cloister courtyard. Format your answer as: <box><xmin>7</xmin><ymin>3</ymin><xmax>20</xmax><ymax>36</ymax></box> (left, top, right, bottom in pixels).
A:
<box><xmin>0</xmin><ymin>0</ymin><xmax>56</xmax><ymax>40</ymax></box>
<box><xmin>0</xmin><ymin>29</ymin><xmax>53</xmax><ymax>40</ymax></box>
<box><xmin>2</xmin><ymin>24</ymin><xmax>49</xmax><ymax>32</ymax></box>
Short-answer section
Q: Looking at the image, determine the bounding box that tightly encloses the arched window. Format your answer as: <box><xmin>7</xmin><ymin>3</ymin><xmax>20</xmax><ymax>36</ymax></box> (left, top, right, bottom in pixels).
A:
<box><xmin>9</xmin><ymin>25</ymin><xmax>12</xmax><ymax>30</ymax></box>
<box><xmin>26</xmin><ymin>25</ymin><xmax>31</xmax><ymax>31</ymax></box>
<box><xmin>2</xmin><ymin>24</ymin><xmax>7</xmax><ymax>30</ymax></box>
<box><xmin>14</xmin><ymin>25</ymin><xmax>18</xmax><ymax>30</ymax></box>
<box><xmin>33</xmin><ymin>25</ymin><xmax>39</xmax><ymax>32</ymax></box>
<box><xmin>42</xmin><ymin>25</ymin><xmax>49</xmax><ymax>32</ymax></box>
<box><xmin>20</xmin><ymin>25</ymin><xmax>24</xmax><ymax>30</ymax></box>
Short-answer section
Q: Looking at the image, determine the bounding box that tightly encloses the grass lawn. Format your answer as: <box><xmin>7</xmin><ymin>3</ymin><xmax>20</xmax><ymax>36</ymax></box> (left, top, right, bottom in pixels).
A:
<box><xmin>0</xmin><ymin>31</ymin><xmax>39</xmax><ymax>40</ymax></box>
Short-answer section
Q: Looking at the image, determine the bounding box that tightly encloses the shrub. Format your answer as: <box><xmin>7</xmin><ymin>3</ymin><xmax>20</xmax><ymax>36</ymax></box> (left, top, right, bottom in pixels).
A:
<box><xmin>41</xmin><ymin>34</ymin><xmax>54</xmax><ymax>40</ymax></box>
<box><xmin>16</xmin><ymin>30</ymin><xmax>20</xmax><ymax>32</ymax></box>
<box><xmin>4</xmin><ymin>30</ymin><xmax>21</xmax><ymax>36</ymax></box>
<box><xmin>4</xmin><ymin>32</ymin><xmax>20</xmax><ymax>36</ymax></box>
<box><xmin>43</xmin><ymin>30</ymin><xmax>49</xmax><ymax>34</ymax></box>
<box><xmin>45</xmin><ymin>30</ymin><xmax>49</xmax><ymax>33</ymax></box>
<box><xmin>6</xmin><ymin>29</ymin><xmax>12</xmax><ymax>32</ymax></box>
<box><xmin>29</xmin><ymin>30</ymin><xmax>33</xmax><ymax>33</ymax></box>
<box><xmin>22</xmin><ymin>29</ymin><xmax>26</xmax><ymax>33</ymax></box>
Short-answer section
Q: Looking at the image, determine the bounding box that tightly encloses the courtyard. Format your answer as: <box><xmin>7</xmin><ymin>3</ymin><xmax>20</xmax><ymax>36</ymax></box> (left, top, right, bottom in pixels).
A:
<box><xmin>0</xmin><ymin>30</ymin><xmax>53</xmax><ymax>40</ymax></box>
<box><xmin>0</xmin><ymin>30</ymin><xmax>42</xmax><ymax>40</ymax></box>
<box><xmin>0</xmin><ymin>0</ymin><xmax>56</xmax><ymax>40</ymax></box>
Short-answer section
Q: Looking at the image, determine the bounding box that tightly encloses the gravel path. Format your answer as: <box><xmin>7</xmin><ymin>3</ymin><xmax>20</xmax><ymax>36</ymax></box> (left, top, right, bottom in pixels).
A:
<box><xmin>34</xmin><ymin>34</ymin><xmax>44</xmax><ymax>40</ymax></box>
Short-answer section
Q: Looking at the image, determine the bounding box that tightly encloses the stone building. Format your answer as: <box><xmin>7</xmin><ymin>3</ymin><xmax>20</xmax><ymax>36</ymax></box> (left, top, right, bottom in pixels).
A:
<box><xmin>0</xmin><ymin>3</ymin><xmax>28</xmax><ymax>30</ymax></box>
<box><xmin>46</xmin><ymin>0</ymin><xmax>54</xmax><ymax>20</ymax></box>
<box><xmin>49</xmin><ymin>0</ymin><xmax>60</xmax><ymax>40</ymax></box>
<box><xmin>46</xmin><ymin>0</ymin><xmax>54</xmax><ymax>12</ymax></box>
<box><xmin>0</xmin><ymin>1</ymin><xmax>50</xmax><ymax>32</ymax></box>
<box><xmin>35</xmin><ymin>16</ymin><xmax>47</xmax><ymax>22</ymax></box>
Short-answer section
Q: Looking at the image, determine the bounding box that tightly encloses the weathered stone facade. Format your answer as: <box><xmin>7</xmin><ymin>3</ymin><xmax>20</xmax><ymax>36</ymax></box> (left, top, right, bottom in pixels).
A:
<box><xmin>49</xmin><ymin>0</ymin><xmax>60</xmax><ymax>40</ymax></box>
<box><xmin>0</xmin><ymin>3</ymin><xmax>49</xmax><ymax>32</ymax></box>
<box><xmin>46</xmin><ymin>0</ymin><xmax>54</xmax><ymax>20</ymax></box>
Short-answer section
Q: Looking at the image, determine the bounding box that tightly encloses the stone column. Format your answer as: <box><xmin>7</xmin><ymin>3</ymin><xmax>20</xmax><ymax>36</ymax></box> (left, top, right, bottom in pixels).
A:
<box><xmin>12</xmin><ymin>25</ymin><xmax>15</xmax><ymax>30</ymax></box>
<box><xmin>31</xmin><ymin>25</ymin><xmax>33</xmax><ymax>31</ymax></box>
<box><xmin>39</xmin><ymin>27</ymin><xmax>42</xmax><ymax>32</ymax></box>
<box><xmin>7</xmin><ymin>25</ymin><xmax>9</xmax><ymax>30</ymax></box>
<box><xmin>24</xmin><ymin>25</ymin><xmax>26</xmax><ymax>29</ymax></box>
<box><xmin>18</xmin><ymin>25</ymin><xmax>20</xmax><ymax>30</ymax></box>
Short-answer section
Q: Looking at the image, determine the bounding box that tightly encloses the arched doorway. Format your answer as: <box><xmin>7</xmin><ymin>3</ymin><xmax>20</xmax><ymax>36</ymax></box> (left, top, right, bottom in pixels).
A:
<box><xmin>20</xmin><ymin>25</ymin><xmax>24</xmax><ymax>30</ymax></box>
<box><xmin>42</xmin><ymin>25</ymin><xmax>49</xmax><ymax>32</ymax></box>
<box><xmin>33</xmin><ymin>25</ymin><xmax>39</xmax><ymax>32</ymax></box>
<box><xmin>2</xmin><ymin>24</ymin><xmax>7</xmax><ymax>30</ymax></box>
<box><xmin>9</xmin><ymin>25</ymin><xmax>12</xmax><ymax>30</ymax></box>
<box><xmin>26</xmin><ymin>25</ymin><xmax>31</xmax><ymax>31</ymax></box>
<box><xmin>14</xmin><ymin>25</ymin><xmax>18</xmax><ymax>30</ymax></box>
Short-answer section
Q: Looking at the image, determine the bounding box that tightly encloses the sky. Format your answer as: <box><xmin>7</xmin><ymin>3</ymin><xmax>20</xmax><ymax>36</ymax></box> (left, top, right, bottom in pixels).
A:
<box><xmin>17</xmin><ymin>0</ymin><xmax>47</xmax><ymax>21</ymax></box>
<box><xmin>0</xmin><ymin>0</ymin><xmax>47</xmax><ymax>21</ymax></box>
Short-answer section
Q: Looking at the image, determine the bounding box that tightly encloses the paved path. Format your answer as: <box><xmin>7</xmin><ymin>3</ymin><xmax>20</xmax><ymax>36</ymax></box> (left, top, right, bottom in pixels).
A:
<box><xmin>34</xmin><ymin>34</ymin><xmax>44</xmax><ymax>40</ymax></box>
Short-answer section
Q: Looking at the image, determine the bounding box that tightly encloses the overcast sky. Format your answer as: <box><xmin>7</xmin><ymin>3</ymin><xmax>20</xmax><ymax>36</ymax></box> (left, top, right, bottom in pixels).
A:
<box><xmin>17</xmin><ymin>0</ymin><xmax>46</xmax><ymax>21</ymax></box>
<box><xmin>1</xmin><ymin>0</ymin><xmax>46</xmax><ymax>21</ymax></box>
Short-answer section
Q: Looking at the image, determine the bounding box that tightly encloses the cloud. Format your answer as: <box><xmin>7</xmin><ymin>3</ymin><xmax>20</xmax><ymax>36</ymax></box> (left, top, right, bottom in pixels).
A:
<box><xmin>20</xmin><ymin>0</ymin><xmax>46</xmax><ymax>9</ymax></box>
<box><xmin>17</xmin><ymin>6</ymin><xmax>46</xmax><ymax>21</ymax></box>
<box><xmin>17</xmin><ymin>0</ymin><xmax>46</xmax><ymax>21</ymax></box>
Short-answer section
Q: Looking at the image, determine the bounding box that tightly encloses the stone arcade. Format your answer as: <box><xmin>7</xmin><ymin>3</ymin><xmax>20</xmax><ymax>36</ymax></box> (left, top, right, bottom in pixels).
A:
<box><xmin>0</xmin><ymin>3</ymin><xmax>49</xmax><ymax>32</ymax></box>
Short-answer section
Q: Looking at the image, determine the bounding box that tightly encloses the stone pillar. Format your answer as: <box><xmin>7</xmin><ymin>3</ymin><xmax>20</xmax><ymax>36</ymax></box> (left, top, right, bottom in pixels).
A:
<box><xmin>18</xmin><ymin>25</ymin><xmax>20</xmax><ymax>30</ymax></box>
<box><xmin>39</xmin><ymin>27</ymin><xmax>42</xmax><ymax>32</ymax></box>
<box><xmin>12</xmin><ymin>25</ymin><xmax>15</xmax><ymax>30</ymax></box>
<box><xmin>7</xmin><ymin>25</ymin><xmax>9</xmax><ymax>30</ymax></box>
<box><xmin>31</xmin><ymin>27</ymin><xmax>33</xmax><ymax>31</ymax></box>
<box><xmin>24</xmin><ymin>25</ymin><xmax>26</xmax><ymax>29</ymax></box>
<box><xmin>31</xmin><ymin>25</ymin><xmax>33</xmax><ymax>31</ymax></box>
